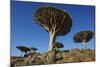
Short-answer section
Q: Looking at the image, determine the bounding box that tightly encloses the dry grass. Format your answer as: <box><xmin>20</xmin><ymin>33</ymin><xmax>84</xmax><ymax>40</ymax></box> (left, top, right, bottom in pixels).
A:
<box><xmin>11</xmin><ymin>48</ymin><xmax>95</xmax><ymax>66</ymax></box>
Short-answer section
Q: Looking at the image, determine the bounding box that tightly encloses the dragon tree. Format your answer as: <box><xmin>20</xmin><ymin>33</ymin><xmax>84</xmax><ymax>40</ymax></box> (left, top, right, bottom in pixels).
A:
<box><xmin>31</xmin><ymin>47</ymin><xmax>38</xmax><ymax>52</ymax></box>
<box><xmin>54</xmin><ymin>41</ymin><xmax>64</xmax><ymax>50</ymax></box>
<box><xmin>16</xmin><ymin>46</ymin><xmax>31</xmax><ymax>57</ymax></box>
<box><xmin>73</xmin><ymin>30</ymin><xmax>94</xmax><ymax>49</ymax></box>
<box><xmin>34</xmin><ymin>7</ymin><xmax>72</xmax><ymax>51</ymax></box>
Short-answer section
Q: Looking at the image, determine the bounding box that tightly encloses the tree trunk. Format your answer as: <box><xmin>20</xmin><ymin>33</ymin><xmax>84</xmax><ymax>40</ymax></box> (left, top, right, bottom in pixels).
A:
<box><xmin>82</xmin><ymin>41</ymin><xmax>87</xmax><ymax>50</ymax></box>
<box><xmin>21</xmin><ymin>52</ymin><xmax>23</xmax><ymax>57</ymax></box>
<box><xmin>25</xmin><ymin>52</ymin><xmax>26</xmax><ymax>55</ymax></box>
<box><xmin>48</xmin><ymin>33</ymin><xmax>56</xmax><ymax>51</ymax></box>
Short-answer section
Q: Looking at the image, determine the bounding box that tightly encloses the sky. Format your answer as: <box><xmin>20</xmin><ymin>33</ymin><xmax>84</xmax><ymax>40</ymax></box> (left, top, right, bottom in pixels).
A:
<box><xmin>11</xmin><ymin>1</ymin><xmax>95</xmax><ymax>56</ymax></box>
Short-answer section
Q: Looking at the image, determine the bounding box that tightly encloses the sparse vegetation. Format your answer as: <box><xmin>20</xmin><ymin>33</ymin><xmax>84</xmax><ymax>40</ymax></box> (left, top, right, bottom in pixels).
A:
<box><xmin>11</xmin><ymin>49</ymin><xmax>95</xmax><ymax>66</ymax></box>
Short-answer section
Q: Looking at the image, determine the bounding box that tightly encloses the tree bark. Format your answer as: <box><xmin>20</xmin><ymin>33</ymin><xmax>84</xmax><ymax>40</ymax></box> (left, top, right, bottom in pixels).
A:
<box><xmin>21</xmin><ymin>52</ymin><xmax>23</xmax><ymax>57</ymax></box>
<box><xmin>48</xmin><ymin>33</ymin><xmax>56</xmax><ymax>51</ymax></box>
<box><xmin>82</xmin><ymin>41</ymin><xmax>87</xmax><ymax>50</ymax></box>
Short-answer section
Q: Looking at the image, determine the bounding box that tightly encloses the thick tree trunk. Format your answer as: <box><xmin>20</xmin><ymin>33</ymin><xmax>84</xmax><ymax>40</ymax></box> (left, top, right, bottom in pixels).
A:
<box><xmin>82</xmin><ymin>41</ymin><xmax>87</xmax><ymax>49</ymax></box>
<box><xmin>48</xmin><ymin>33</ymin><xmax>56</xmax><ymax>51</ymax></box>
<box><xmin>21</xmin><ymin>52</ymin><xmax>23</xmax><ymax>57</ymax></box>
<box><xmin>25</xmin><ymin>52</ymin><xmax>26</xmax><ymax>55</ymax></box>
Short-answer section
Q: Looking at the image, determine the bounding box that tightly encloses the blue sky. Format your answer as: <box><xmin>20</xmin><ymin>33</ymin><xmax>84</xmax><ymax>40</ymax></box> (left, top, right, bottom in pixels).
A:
<box><xmin>11</xmin><ymin>1</ymin><xmax>95</xmax><ymax>56</ymax></box>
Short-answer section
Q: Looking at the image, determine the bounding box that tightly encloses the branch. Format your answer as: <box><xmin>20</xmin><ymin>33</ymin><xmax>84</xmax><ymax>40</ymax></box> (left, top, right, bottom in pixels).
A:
<box><xmin>53</xmin><ymin>12</ymin><xmax>57</xmax><ymax>31</ymax></box>
<box><xmin>56</xmin><ymin>15</ymin><xmax>65</xmax><ymax>33</ymax></box>
<box><xmin>36</xmin><ymin>16</ymin><xmax>49</xmax><ymax>31</ymax></box>
<box><xmin>82</xmin><ymin>32</ymin><xmax>88</xmax><ymax>42</ymax></box>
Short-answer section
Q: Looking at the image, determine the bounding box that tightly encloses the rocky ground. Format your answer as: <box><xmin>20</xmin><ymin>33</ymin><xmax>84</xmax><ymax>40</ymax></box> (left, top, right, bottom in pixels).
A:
<box><xmin>11</xmin><ymin>48</ymin><xmax>95</xmax><ymax>67</ymax></box>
